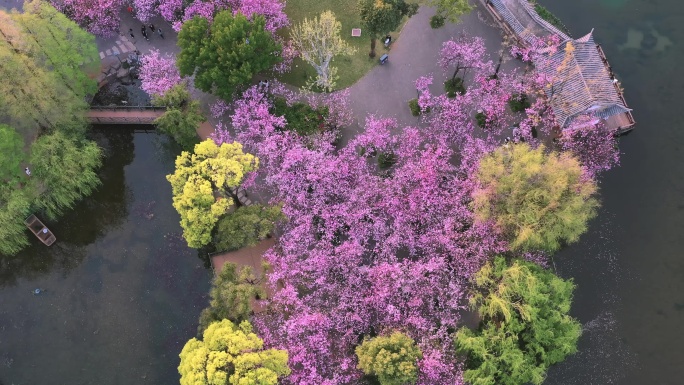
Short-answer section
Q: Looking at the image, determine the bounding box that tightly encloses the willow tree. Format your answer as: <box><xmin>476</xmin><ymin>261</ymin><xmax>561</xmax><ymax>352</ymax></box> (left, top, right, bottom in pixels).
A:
<box><xmin>30</xmin><ymin>131</ymin><xmax>103</xmax><ymax>220</ymax></box>
<box><xmin>455</xmin><ymin>256</ymin><xmax>582</xmax><ymax>385</ymax></box>
<box><xmin>178</xmin><ymin>319</ymin><xmax>290</xmax><ymax>385</ymax></box>
<box><xmin>291</xmin><ymin>11</ymin><xmax>356</xmax><ymax>91</ymax></box>
<box><xmin>0</xmin><ymin>0</ymin><xmax>98</xmax><ymax>136</ymax></box>
<box><xmin>166</xmin><ymin>140</ymin><xmax>259</xmax><ymax>248</ymax></box>
<box><xmin>472</xmin><ymin>143</ymin><xmax>598</xmax><ymax>252</ymax></box>
<box><xmin>0</xmin><ymin>124</ymin><xmax>24</xmax><ymax>182</ymax></box>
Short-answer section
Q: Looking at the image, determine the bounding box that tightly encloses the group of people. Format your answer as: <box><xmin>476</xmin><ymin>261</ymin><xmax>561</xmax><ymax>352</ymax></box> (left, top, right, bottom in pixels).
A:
<box><xmin>129</xmin><ymin>24</ymin><xmax>163</xmax><ymax>41</ymax></box>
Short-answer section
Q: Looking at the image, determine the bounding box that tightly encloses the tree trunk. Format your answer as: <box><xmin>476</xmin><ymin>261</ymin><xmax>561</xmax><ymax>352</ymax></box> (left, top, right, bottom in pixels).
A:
<box><xmin>369</xmin><ymin>38</ymin><xmax>376</xmax><ymax>58</ymax></box>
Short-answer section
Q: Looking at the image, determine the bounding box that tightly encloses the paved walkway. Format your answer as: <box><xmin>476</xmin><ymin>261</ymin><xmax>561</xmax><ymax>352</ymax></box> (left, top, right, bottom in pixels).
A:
<box><xmin>345</xmin><ymin>6</ymin><xmax>517</xmax><ymax>136</ymax></box>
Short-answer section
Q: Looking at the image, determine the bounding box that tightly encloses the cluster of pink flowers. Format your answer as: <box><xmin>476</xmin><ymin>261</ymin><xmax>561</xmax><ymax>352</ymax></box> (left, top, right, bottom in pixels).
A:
<box><xmin>51</xmin><ymin>0</ymin><xmax>124</xmax><ymax>37</ymax></box>
<box><xmin>53</xmin><ymin>0</ymin><xmax>288</xmax><ymax>37</ymax></box>
<box><xmin>212</xmin><ymin>83</ymin><xmax>513</xmax><ymax>383</ymax></box>
<box><xmin>138</xmin><ymin>49</ymin><xmax>183</xmax><ymax>97</ymax></box>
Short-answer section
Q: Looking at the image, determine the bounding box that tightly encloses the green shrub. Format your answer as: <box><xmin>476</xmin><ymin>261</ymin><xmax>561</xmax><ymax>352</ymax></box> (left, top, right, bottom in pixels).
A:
<box><xmin>475</xmin><ymin>111</ymin><xmax>488</xmax><ymax>128</ymax></box>
<box><xmin>408</xmin><ymin>98</ymin><xmax>420</xmax><ymax>116</ymax></box>
<box><xmin>197</xmin><ymin>263</ymin><xmax>267</xmax><ymax>333</ymax></box>
<box><xmin>444</xmin><ymin>77</ymin><xmax>466</xmax><ymax>98</ymax></box>
<box><xmin>508</xmin><ymin>93</ymin><xmax>531</xmax><ymax>112</ymax></box>
<box><xmin>272</xmin><ymin>97</ymin><xmax>329</xmax><ymax>136</ymax></box>
<box><xmin>152</xmin><ymin>84</ymin><xmax>203</xmax><ymax>149</ymax></box>
<box><xmin>532</xmin><ymin>2</ymin><xmax>569</xmax><ymax>34</ymax></box>
<box><xmin>430</xmin><ymin>15</ymin><xmax>445</xmax><ymax>29</ymax></box>
<box><xmin>378</xmin><ymin>151</ymin><xmax>396</xmax><ymax>169</ymax></box>
<box><xmin>213</xmin><ymin>204</ymin><xmax>284</xmax><ymax>252</ymax></box>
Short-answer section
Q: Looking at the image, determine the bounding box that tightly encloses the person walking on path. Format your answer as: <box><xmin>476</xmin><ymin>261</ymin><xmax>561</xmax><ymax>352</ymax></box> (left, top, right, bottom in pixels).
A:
<box><xmin>149</xmin><ymin>24</ymin><xmax>155</xmax><ymax>33</ymax></box>
<box><xmin>157</xmin><ymin>28</ymin><xmax>164</xmax><ymax>39</ymax></box>
<box><xmin>25</xmin><ymin>167</ymin><xmax>31</xmax><ymax>176</ymax></box>
<box><xmin>129</xmin><ymin>28</ymin><xmax>135</xmax><ymax>39</ymax></box>
<box><xmin>141</xmin><ymin>26</ymin><xmax>149</xmax><ymax>41</ymax></box>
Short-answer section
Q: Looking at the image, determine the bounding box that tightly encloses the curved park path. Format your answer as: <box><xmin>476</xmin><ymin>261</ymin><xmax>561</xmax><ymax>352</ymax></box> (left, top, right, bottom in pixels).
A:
<box><xmin>81</xmin><ymin>4</ymin><xmax>517</xmax><ymax>141</ymax></box>
<box><xmin>345</xmin><ymin>6</ymin><xmax>515</xmax><ymax>134</ymax></box>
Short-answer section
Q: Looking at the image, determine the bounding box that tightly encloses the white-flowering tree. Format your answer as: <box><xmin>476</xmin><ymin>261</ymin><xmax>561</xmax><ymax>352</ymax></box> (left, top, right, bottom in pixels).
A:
<box><xmin>291</xmin><ymin>11</ymin><xmax>356</xmax><ymax>91</ymax></box>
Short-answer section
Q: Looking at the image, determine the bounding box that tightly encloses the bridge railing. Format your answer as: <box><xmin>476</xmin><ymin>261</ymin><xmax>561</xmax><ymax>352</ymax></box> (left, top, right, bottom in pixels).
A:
<box><xmin>90</xmin><ymin>105</ymin><xmax>167</xmax><ymax>112</ymax></box>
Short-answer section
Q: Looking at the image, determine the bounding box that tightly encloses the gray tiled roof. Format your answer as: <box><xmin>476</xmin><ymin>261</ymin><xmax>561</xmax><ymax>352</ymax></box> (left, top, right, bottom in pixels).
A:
<box><xmin>488</xmin><ymin>0</ymin><xmax>570</xmax><ymax>45</ymax></box>
<box><xmin>535</xmin><ymin>32</ymin><xmax>630</xmax><ymax>127</ymax></box>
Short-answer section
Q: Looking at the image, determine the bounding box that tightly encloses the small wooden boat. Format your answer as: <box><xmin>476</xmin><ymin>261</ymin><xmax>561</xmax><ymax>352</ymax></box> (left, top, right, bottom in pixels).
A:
<box><xmin>24</xmin><ymin>214</ymin><xmax>56</xmax><ymax>246</ymax></box>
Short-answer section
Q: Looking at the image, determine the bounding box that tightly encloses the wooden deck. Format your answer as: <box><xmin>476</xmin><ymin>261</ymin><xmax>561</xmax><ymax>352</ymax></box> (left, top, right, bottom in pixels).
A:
<box><xmin>210</xmin><ymin>238</ymin><xmax>277</xmax><ymax>314</ymax></box>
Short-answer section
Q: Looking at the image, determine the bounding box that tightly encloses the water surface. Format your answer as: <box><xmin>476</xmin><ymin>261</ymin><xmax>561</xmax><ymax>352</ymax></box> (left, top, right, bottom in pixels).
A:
<box><xmin>540</xmin><ymin>0</ymin><xmax>684</xmax><ymax>384</ymax></box>
<box><xmin>0</xmin><ymin>129</ymin><xmax>210</xmax><ymax>385</ymax></box>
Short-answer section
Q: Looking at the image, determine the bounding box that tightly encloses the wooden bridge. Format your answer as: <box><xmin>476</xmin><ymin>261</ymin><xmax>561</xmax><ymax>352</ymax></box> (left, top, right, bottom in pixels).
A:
<box><xmin>87</xmin><ymin>106</ymin><xmax>166</xmax><ymax>125</ymax></box>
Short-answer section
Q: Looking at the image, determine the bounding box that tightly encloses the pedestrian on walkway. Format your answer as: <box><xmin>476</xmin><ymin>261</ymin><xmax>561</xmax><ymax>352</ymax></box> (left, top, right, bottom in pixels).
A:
<box><xmin>25</xmin><ymin>167</ymin><xmax>31</xmax><ymax>176</ymax></box>
<box><xmin>129</xmin><ymin>28</ymin><xmax>134</xmax><ymax>39</ymax></box>
<box><xmin>149</xmin><ymin>24</ymin><xmax>155</xmax><ymax>32</ymax></box>
<box><xmin>141</xmin><ymin>25</ymin><xmax>146</xmax><ymax>34</ymax></box>
<box><xmin>157</xmin><ymin>28</ymin><xmax>164</xmax><ymax>39</ymax></box>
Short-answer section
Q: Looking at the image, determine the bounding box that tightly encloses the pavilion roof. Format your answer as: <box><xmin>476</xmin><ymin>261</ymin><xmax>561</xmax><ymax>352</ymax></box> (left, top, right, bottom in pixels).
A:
<box><xmin>488</xmin><ymin>0</ymin><xmax>570</xmax><ymax>45</ymax></box>
<box><xmin>534</xmin><ymin>31</ymin><xmax>631</xmax><ymax>127</ymax></box>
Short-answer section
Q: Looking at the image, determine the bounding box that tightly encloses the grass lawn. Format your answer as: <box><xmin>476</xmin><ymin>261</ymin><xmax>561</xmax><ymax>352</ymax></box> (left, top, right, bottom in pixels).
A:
<box><xmin>277</xmin><ymin>0</ymin><xmax>417</xmax><ymax>90</ymax></box>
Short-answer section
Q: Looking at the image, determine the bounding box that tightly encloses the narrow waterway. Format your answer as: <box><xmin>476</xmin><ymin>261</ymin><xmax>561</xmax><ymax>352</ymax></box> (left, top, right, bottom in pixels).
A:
<box><xmin>540</xmin><ymin>0</ymin><xmax>684</xmax><ymax>384</ymax></box>
<box><xmin>0</xmin><ymin>128</ymin><xmax>210</xmax><ymax>385</ymax></box>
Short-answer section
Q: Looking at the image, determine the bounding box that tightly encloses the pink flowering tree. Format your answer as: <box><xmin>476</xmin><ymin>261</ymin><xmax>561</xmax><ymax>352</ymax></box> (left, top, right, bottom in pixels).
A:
<box><xmin>439</xmin><ymin>36</ymin><xmax>491</xmax><ymax>87</ymax></box>
<box><xmin>558</xmin><ymin>115</ymin><xmax>620</xmax><ymax>177</ymax></box>
<box><xmin>138</xmin><ymin>49</ymin><xmax>183</xmax><ymax>97</ymax></box>
<box><xmin>236</xmin><ymin>0</ymin><xmax>289</xmax><ymax>33</ymax></box>
<box><xmin>51</xmin><ymin>0</ymin><xmax>124</xmax><ymax>37</ymax></box>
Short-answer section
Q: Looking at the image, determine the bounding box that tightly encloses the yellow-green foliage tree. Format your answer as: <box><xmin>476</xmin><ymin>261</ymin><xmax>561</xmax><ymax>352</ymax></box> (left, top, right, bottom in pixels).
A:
<box><xmin>291</xmin><ymin>11</ymin><xmax>356</xmax><ymax>91</ymax></box>
<box><xmin>455</xmin><ymin>256</ymin><xmax>582</xmax><ymax>385</ymax></box>
<box><xmin>472</xmin><ymin>143</ymin><xmax>598</xmax><ymax>252</ymax></box>
<box><xmin>178</xmin><ymin>319</ymin><xmax>290</xmax><ymax>385</ymax></box>
<box><xmin>355</xmin><ymin>332</ymin><xmax>422</xmax><ymax>385</ymax></box>
<box><xmin>166</xmin><ymin>140</ymin><xmax>258</xmax><ymax>248</ymax></box>
<box><xmin>0</xmin><ymin>0</ymin><xmax>98</xmax><ymax>136</ymax></box>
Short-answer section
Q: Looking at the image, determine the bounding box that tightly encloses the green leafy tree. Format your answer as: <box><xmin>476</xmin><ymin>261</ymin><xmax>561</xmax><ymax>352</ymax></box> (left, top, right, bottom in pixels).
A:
<box><xmin>166</xmin><ymin>140</ymin><xmax>259</xmax><ymax>248</ymax></box>
<box><xmin>355</xmin><ymin>332</ymin><xmax>423</xmax><ymax>385</ymax></box>
<box><xmin>472</xmin><ymin>143</ymin><xmax>599</xmax><ymax>252</ymax></box>
<box><xmin>455</xmin><ymin>256</ymin><xmax>582</xmax><ymax>385</ymax></box>
<box><xmin>358</xmin><ymin>0</ymin><xmax>418</xmax><ymax>57</ymax></box>
<box><xmin>0</xmin><ymin>0</ymin><xmax>97</xmax><ymax>136</ymax></box>
<box><xmin>178</xmin><ymin>319</ymin><xmax>290</xmax><ymax>385</ymax></box>
<box><xmin>152</xmin><ymin>84</ymin><xmax>204</xmax><ymax>150</ymax></box>
<box><xmin>198</xmin><ymin>263</ymin><xmax>268</xmax><ymax>333</ymax></box>
<box><xmin>214</xmin><ymin>204</ymin><xmax>284</xmax><ymax>251</ymax></box>
<box><xmin>429</xmin><ymin>0</ymin><xmax>472</xmax><ymax>24</ymax></box>
<box><xmin>177</xmin><ymin>11</ymin><xmax>281</xmax><ymax>100</ymax></box>
<box><xmin>30</xmin><ymin>131</ymin><xmax>102</xmax><ymax>220</ymax></box>
<box><xmin>0</xmin><ymin>124</ymin><xmax>24</xmax><ymax>182</ymax></box>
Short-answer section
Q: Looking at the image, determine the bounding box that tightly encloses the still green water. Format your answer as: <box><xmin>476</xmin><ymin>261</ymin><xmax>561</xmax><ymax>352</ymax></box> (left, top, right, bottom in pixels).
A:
<box><xmin>541</xmin><ymin>0</ymin><xmax>684</xmax><ymax>384</ymax></box>
<box><xmin>0</xmin><ymin>129</ymin><xmax>210</xmax><ymax>384</ymax></box>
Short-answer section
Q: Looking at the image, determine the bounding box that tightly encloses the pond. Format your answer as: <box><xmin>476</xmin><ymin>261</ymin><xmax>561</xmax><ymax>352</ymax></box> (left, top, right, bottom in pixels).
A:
<box><xmin>0</xmin><ymin>128</ymin><xmax>210</xmax><ymax>385</ymax></box>
<box><xmin>540</xmin><ymin>0</ymin><xmax>684</xmax><ymax>384</ymax></box>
